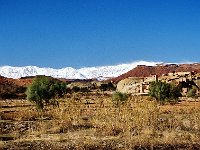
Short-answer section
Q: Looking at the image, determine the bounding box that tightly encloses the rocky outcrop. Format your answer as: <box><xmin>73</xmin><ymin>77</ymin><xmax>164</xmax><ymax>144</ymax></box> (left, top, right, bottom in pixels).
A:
<box><xmin>117</xmin><ymin>76</ymin><xmax>157</xmax><ymax>95</ymax></box>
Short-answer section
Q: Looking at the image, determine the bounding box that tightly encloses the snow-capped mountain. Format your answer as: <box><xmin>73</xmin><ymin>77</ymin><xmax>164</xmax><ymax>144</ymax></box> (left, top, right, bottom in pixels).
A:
<box><xmin>78</xmin><ymin>61</ymin><xmax>160</xmax><ymax>79</ymax></box>
<box><xmin>0</xmin><ymin>66</ymin><xmax>86</xmax><ymax>79</ymax></box>
<box><xmin>0</xmin><ymin>61</ymin><xmax>160</xmax><ymax>80</ymax></box>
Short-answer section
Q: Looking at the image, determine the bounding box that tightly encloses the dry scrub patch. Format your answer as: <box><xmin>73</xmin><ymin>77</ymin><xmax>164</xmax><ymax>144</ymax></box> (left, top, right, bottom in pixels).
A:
<box><xmin>1</xmin><ymin>95</ymin><xmax>200</xmax><ymax>149</ymax></box>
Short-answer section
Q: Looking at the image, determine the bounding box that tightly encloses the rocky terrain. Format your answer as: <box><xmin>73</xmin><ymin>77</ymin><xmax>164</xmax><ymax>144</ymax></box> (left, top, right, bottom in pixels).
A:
<box><xmin>113</xmin><ymin>63</ymin><xmax>200</xmax><ymax>82</ymax></box>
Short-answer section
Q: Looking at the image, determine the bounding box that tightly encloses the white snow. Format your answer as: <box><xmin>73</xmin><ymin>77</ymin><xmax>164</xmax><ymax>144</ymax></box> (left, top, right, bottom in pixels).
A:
<box><xmin>0</xmin><ymin>61</ymin><xmax>160</xmax><ymax>80</ymax></box>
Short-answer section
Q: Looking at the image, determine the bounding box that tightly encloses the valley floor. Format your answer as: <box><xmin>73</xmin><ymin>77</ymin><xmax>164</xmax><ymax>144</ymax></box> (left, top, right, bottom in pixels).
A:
<box><xmin>1</xmin><ymin>94</ymin><xmax>200</xmax><ymax>149</ymax></box>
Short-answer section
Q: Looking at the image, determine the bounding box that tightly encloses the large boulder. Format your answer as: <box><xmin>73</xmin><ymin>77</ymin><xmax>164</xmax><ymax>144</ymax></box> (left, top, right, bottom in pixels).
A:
<box><xmin>116</xmin><ymin>77</ymin><xmax>144</xmax><ymax>94</ymax></box>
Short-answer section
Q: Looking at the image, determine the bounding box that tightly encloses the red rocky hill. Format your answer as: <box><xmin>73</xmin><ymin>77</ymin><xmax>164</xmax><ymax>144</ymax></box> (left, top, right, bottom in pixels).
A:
<box><xmin>112</xmin><ymin>63</ymin><xmax>200</xmax><ymax>83</ymax></box>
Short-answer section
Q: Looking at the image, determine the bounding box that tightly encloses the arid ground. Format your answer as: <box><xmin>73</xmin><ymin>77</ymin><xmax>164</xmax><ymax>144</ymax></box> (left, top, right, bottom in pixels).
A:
<box><xmin>1</xmin><ymin>93</ymin><xmax>200</xmax><ymax>150</ymax></box>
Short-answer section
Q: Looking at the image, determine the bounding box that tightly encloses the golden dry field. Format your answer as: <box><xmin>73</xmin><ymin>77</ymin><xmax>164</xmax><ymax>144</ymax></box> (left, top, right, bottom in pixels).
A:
<box><xmin>1</xmin><ymin>93</ymin><xmax>200</xmax><ymax>149</ymax></box>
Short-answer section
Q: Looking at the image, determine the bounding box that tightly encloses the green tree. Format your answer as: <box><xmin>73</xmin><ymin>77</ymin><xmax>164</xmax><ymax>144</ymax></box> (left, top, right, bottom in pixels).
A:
<box><xmin>26</xmin><ymin>76</ymin><xmax>66</xmax><ymax>110</ymax></box>
<box><xmin>169</xmin><ymin>83</ymin><xmax>182</xmax><ymax>102</ymax></box>
<box><xmin>149</xmin><ymin>81</ymin><xmax>181</xmax><ymax>104</ymax></box>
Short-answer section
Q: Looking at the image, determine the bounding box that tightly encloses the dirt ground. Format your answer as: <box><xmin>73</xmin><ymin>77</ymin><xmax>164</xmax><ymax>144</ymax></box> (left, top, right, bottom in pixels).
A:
<box><xmin>1</xmin><ymin>95</ymin><xmax>200</xmax><ymax>150</ymax></box>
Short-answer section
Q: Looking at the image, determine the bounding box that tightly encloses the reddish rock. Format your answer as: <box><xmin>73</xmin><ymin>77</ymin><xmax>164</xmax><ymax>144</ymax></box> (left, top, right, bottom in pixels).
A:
<box><xmin>112</xmin><ymin>63</ymin><xmax>200</xmax><ymax>83</ymax></box>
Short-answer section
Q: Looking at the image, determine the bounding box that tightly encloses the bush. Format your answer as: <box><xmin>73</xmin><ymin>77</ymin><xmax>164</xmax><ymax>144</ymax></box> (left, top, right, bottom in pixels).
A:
<box><xmin>169</xmin><ymin>83</ymin><xmax>182</xmax><ymax>101</ymax></box>
<box><xmin>71</xmin><ymin>86</ymin><xmax>80</xmax><ymax>93</ymax></box>
<box><xmin>99</xmin><ymin>84</ymin><xmax>108</xmax><ymax>91</ymax></box>
<box><xmin>80</xmin><ymin>87</ymin><xmax>90</xmax><ymax>93</ymax></box>
<box><xmin>26</xmin><ymin>76</ymin><xmax>66</xmax><ymax>110</ymax></box>
<box><xmin>99</xmin><ymin>82</ymin><xmax>116</xmax><ymax>91</ymax></box>
<box><xmin>107</xmin><ymin>82</ymin><xmax>116</xmax><ymax>91</ymax></box>
<box><xmin>112</xmin><ymin>92</ymin><xmax>128</xmax><ymax>107</ymax></box>
<box><xmin>149</xmin><ymin>81</ymin><xmax>181</xmax><ymax>104</ymax></box>
<box><xmin>0</xmin><ymin>85</ymin><xmax>25</xmax><ymax>99</ymax></box>
<box><xmin>187</xmin><ymin>86</ymin><xmax>198</xmax><ymax>98</ymax></box>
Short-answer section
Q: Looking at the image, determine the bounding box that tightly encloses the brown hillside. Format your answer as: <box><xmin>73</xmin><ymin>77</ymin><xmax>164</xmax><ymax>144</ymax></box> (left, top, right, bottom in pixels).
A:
<box><xmin>0</xmin><ymin>76</ymin><xmax>72</xmax><ymax>99</ymax></box>
<box><xmin>0</xmin><ymin>76</ymin><xmax>15</xmax><ymax>86</ymax></box>
<box><xmin>113</xmin><ymin>63</ymin><xmax>200</xmax><ymax>83</ymax></box>
<box><xmin>0</xmin><ymin>75</ymin><xmax>94</xmax><ymax>89</ymax></box>
<box><xmin>0</xmin><ymin>76</ymin><xmax>33</xmax><ymax>87</ymax></box>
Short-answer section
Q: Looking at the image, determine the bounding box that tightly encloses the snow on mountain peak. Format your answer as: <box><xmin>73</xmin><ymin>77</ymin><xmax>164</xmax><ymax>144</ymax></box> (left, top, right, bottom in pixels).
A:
<box><xmin>0</xmin><ymin>61</ymin><xmax>160</xmax><ymax>80</ymax></box>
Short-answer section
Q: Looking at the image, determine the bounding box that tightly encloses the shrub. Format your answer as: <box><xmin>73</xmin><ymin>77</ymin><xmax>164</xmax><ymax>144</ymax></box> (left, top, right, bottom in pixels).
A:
<box><xmin>99</xmin><ymin>84</ymin><xmax>108</xmax><ymax>91</ymax></box>
<box><xmin>149</xmin><ymin>81</ymin><xmax>181</xmax><ymax>104</ymax></box>
<box><xmin>112</xmin><ymin>92</ymin><xmax>128</xmax><ymax>107</ymax></box>
<box><xmin>187</xmin><ymin>86</ymin><xmax>198</xmax><ymax>98</ymax></box>
<box><xmin>0</xmin><ymin>85</ymin><xmax>18</xmax><ymax>99</ymax></box>
<box><xmin>99</xmin><ymin>82</ymin><xmax>116</xmax><ymax>91</ymax></box>
<box><xmin>169</xmin><ymin>83</ymin><xmax>182</xmax><ymax>102</ymax></box>
<box><xmin>107</xmin><ymin>82</ymin><xmax>116</xmax><ymax>91</ymax></box>
<box><xmin>26</xmin><ymin>76</ymin><xmax>66</xmax><ymax>110</ymax></box>
<box><xmin>71</xmin><ymin>86</ymin><xmax>80</xmax><ymax>93</ymax></box>
<box><xmin>80</xmin><ymin>87</ymin><xmax>90</xmax><ymax>93</ymax></box>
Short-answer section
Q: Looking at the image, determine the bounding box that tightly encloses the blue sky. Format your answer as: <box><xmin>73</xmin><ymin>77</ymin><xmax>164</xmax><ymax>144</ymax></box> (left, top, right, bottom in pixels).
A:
<box><xmin>0</xmin><ymin>0</ymin><xmax>200</xmax><ymax>68</ymax></box>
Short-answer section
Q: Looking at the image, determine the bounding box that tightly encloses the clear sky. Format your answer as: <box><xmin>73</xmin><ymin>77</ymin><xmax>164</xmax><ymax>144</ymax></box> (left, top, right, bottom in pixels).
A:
<box><xmin>0</xmin><ymin>0</ymin><xmax>200</xmax><ymax>68</ymax></box>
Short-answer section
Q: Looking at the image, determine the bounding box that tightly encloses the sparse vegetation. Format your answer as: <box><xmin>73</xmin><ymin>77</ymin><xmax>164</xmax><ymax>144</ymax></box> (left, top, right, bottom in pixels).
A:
<box><xmin>26</xmin><ymin>76</ymin><xmax>66</xmax><ymax>110</ymax></box>
<box><xmin>1</xmin><ymin>94</ymin><xmax>200</xmax><ymax>149</ymax></box>
<box><xmin>149</xmin><ymin>81</ymin><xmax>181</xmax><ymax>103</ymax></box>
<box><xmin>169</xmin><ymin>83</ymin><xmax>182</xmax><ymax>101</ymax></box>
<box><xmin>187</xmin><ymin>86</ymin><xmax>198</xmax><ymax>98</ymax></box>
<box><xmin>99</xmin><ymin>82</ymin><xmax>116</xmax><ymax>91</ymax></box>
<box><xmin>0</xmin><ymin>85</ymin><xmax>26</xmax><ymax>99</ymax></box>
<box><xmin>112</xmin><ymin>91</ymin><xmax>128</xmax><ymax>106</ymax></box>
<box><xmin>1</xmin><ymin>75</ymin><xmax>200</xmax><ymax>149</ymax></box>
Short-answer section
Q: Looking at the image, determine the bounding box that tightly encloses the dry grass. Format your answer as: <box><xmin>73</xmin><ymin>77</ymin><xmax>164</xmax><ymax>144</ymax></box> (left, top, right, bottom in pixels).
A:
<box><xmin>1</xmin><ymin>94</ymin><xmax>200</xmax><ymax>149</ymax></box>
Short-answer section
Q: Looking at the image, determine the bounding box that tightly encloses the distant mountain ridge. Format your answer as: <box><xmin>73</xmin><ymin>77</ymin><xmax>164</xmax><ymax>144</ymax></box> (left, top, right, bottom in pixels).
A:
<box><xmin>0</xmin><ymin>61</ymin><xmax>159</xmax><ymax>80</ymax></box>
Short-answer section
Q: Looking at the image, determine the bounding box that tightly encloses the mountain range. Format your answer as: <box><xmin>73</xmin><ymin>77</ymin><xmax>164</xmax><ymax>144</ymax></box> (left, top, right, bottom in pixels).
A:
<box><xmin>0</xmin><ymin>61</ymin><xmax>160</xmax><ymax>80</ymax></box>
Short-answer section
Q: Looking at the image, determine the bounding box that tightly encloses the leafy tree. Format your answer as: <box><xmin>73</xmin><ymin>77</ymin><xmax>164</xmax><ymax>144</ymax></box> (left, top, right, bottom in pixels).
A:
<box><xmin>149</xmin><ymin>81</ymin><xmax>181</xmax><ymax>104</ymax></box>
<box><xmin>26</xmin><ymin>76</ymin><xmax>66</xmax><ymax>110</ymax></box>
<box><xmin>149</xmin><ymin>81</ymin><xmax>170</xmax><ymax>103</ymax></box>
<box><xmin>169</xmin><ymin>83</ymin><xmax>182</xmax><ymax>101</ymax></box>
